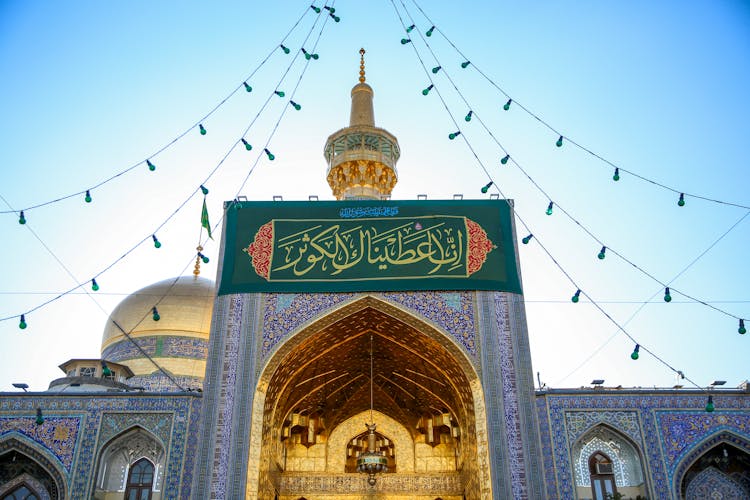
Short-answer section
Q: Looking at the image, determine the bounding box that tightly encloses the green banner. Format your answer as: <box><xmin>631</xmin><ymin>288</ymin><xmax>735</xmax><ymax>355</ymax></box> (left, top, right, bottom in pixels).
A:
<box><xmin>218</xmin><ymin>199</ymin><xmax>521</xmax><ymax>294</ymax></box>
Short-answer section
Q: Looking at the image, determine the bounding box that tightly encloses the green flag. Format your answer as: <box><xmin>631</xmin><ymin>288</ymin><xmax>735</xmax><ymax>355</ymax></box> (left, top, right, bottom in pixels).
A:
<box><xmin>201</xmin><ymin>198</ymin><xmax>213</xmax><ymax>239</ymax></box>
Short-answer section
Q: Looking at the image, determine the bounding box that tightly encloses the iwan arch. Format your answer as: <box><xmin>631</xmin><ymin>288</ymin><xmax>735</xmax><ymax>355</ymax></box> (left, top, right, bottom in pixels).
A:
<box><xmin>191</xmin><ymin>51</ymin><xmax>544</xmax><ymax>498</ymax></box>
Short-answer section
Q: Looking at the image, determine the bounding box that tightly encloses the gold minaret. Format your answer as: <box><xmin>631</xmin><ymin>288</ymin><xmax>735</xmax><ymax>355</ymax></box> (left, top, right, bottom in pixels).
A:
<box><xmin>324</xmin><ymin>48</ymin><xmax>400</xmax><ymax>199</ymax></box>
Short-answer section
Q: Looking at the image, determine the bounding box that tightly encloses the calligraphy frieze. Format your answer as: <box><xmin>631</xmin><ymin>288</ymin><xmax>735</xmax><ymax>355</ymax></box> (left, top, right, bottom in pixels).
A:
<box><xmin>219</xmin><ymin>199</ymin><xmax>522</xmax><ymax>294</ymax></box>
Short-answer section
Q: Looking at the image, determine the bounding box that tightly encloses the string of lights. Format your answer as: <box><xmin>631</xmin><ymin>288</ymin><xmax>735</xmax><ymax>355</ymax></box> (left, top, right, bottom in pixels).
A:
<box><xmin>555</xmin><ymin>208</ymin><xmax>750</xmax><ymax>385</ymax></box>
<box><xmin>1</xmin><ymin>3</ymin><xmax>325</xmax><ymax>219</ymax></box>
<box><xmin>389</xmin><ymin>0</ymin><xmax>714</xmax><ymax>399</ymax></box>
<box><xmin>1</xmin><ymin>4</ymin><xmax>335</xmax><ymax>327</ymax></box>
<box><xmin>396</xmin><ymin>0</ymin><xmax>747</xmax><ymax>328</ymax></box>
<box><xmin>405</xmin><ymin>0</ymin><xmax>750</xmax><ymax>212</ymax></box>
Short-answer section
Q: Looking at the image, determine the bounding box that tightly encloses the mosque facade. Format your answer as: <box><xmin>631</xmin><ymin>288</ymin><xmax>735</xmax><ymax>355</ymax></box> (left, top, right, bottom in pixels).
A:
<box><xmin>1</xmin><ymin>54</ymin><xmax>749</xmax><ymax>500</ymax></box>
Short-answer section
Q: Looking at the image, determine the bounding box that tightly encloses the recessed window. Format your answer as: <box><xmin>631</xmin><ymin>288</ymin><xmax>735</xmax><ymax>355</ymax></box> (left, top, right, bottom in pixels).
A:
<box><xmin>79</xmin><ymin>367</ymin><xmax>96</xmax><ymax>378</ymax></box>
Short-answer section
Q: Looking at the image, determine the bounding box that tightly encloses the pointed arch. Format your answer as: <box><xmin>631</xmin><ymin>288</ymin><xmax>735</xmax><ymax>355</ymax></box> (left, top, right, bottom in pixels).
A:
<box><xmin>94</xmin><ymin>425</ymin><xmax>165</xmax><ymax>496</ymax></box>
<box><xmin>248</xmin><ymin>294</ymin><xmax>489</xmax><ymax>498</ymax></box>
<box><xmin>570</xmin><ymin>423</ymin><xmax>647</xmax><ymax>495</ymax></box>
<box><xmin>326</xmin><ymin>410</ymin><xmax>414</xmax><ymax>473</ymax></box>
<box><xmin>0</xmin><ymin>435</ymin><xmax>66</xmax><ymax>500</ymax></box>
<box><xmin>674</xmin><ymin>430</ymin><xmax>750</xmax><ymax>498</ymax></box>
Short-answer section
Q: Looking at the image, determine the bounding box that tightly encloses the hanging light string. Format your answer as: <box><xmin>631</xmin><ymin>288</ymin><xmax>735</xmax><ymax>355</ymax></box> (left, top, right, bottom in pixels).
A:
<box><xmin>394</xmin><ymin>0</ymin><xmax>746</xmax><ymax>325</ymax></box>
<box><xmin>0</xmin><ymin>193</ymin><xmax>189</xmax><ymax>391</ymax></box>
<box><xmin>0</xmin><ymin>5</ymin><xmax>335</xmax><ymax>325</ymax></box>
<box><xmin>404</xmin><ymin>0</ymin><xmax>750</xmax><ymax>212</ymax></box>
<box><xmin>0</xmin><ymin>3</ymin><xmax>323</xmax><ymax>218</ymax></box>
<box><xmin>555</xmin><ymin>208</ymin><xmax>750</xmax><ymax>385</ymax></box>
<box><xmin>388</xmin><ymin>0</ymin><xmax>709</xmax><ymax>394</ymax></box>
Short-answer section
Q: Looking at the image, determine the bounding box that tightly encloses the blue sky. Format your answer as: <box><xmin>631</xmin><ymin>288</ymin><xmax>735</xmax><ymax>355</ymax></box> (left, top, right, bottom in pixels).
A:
<box><xmin>1</xmin><ymin>1</ymin><xmax>748</xmax><ymax>393</ymax></box>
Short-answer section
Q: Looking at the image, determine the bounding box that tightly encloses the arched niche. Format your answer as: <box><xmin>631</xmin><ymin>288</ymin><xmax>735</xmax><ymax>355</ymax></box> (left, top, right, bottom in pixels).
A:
<box><xmin>0</xmin><ymin>435</ymin><xmax>66</xmax><ymax>500</ymax></box>
<box><xmin>247</xmin><ymin>295</ymin><xmax>489</xmax><ymax>499</ymax></box>
<box><xmin>675</xmin><ymin>431</ymin><xmax>750</xmax><ymax>499</ymax></box>
<box><xmin>326</xmin><ymin>410</ymin><xmax>414</xmax><ymax>473</ymax></box>
<box><xmin>94</xmin><ymin>426</ymin><xmax>166</xmax><ymax>497</ymax></box>
<box><xmin>571</xmin><ymin>424</ymin><xmax>647</xmax><ymax>499</ymax></box>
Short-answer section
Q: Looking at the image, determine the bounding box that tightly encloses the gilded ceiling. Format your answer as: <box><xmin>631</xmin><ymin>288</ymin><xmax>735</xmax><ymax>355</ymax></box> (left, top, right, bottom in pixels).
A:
<box><xmin>264</xmin><ymin>306</ymin><xmax>475</xmax><ymax>437</ymax></box>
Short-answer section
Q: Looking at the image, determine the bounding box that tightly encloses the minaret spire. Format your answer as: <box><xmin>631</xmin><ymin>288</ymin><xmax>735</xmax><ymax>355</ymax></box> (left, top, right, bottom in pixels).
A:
<box><xmin>359</xmin><ymin>47</ymin><xmax>366</xmax><ymax>83</ymax></box>
<box><xmin>324</xmin><ymin>49</ymin><xmax>400</xmax><ymax>200</ymax></box>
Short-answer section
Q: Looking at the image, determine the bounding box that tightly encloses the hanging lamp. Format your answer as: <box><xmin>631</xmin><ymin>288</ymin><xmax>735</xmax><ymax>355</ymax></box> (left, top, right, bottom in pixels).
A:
<box><xmin>356</xmin><ymin>334</ymin><xmax>388</xmax><ymax>486</ymax></box>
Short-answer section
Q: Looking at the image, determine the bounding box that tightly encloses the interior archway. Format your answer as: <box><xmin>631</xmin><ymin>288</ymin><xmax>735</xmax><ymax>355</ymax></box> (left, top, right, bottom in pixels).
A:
<box><xmin>681</xmin><ymin>442</ymin><xmax>750</xmax><ymax>499</ymax></box>
<box><xmin>0</xmin><ymin>437</ymin><xmax>65</xmax><ymax>500</ymax></box>
<box><xmin>248</xmin><ymin>295</ymin><xmax>486</xmax><ymax>499</ymax></box>
<box><xmin>676</xmin><ymin>431</ymin><xmax>750</xmax><ymax>499</ymax></box>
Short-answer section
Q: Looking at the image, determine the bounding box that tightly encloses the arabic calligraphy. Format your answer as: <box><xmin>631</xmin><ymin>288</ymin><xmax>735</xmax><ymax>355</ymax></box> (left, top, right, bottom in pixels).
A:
<box><xmin>244</xmin><ymin>215</ymin><xmax>494</xmax><ymax>282</ymax></box>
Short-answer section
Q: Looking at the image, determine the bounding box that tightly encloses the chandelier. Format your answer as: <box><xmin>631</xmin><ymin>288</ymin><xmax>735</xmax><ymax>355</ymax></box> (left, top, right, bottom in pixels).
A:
<box><xmin>356</xmin><ymin>334</ymin><xmax>388</xmax><ymax>486</ymax></box>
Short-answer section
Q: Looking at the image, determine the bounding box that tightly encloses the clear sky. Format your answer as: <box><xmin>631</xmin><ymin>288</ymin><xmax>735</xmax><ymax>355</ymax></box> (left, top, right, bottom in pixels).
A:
<box><xmin>1</xmin><ymin>1</ymin><xmax>748</xmax><ymax>393</ymax></box>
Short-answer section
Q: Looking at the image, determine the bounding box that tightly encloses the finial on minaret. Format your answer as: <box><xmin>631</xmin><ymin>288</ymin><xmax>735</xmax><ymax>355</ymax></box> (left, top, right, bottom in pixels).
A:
<box><xmin>359</xmin><ymin>48</ymin><xmax>366</xmax><ymax>83</ymax></box>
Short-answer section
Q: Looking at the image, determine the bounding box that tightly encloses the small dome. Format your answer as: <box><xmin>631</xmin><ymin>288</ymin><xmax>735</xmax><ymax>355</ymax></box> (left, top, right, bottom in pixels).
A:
<box><xmin>101</xmin><ymin>276</ymin><xmax>214</xmax><ymax>381</ymax></box>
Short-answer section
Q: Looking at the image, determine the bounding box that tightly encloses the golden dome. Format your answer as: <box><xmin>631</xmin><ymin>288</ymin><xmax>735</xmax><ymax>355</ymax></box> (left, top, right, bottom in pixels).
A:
<box><xmin>101</xmin><ymin>276</ymin><xmax>215</xmax><ymax>379</ymax></box>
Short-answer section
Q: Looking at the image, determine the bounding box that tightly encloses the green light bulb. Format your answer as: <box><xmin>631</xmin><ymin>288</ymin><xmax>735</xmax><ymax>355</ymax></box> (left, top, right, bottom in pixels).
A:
<box><xmin>200</xmin><ymin>185</ymin><xmax>209</xmax><ymax>195</ymax></box>
<box><xmin>331</xmin><ymin>14</ymin><xmax>340</xmax><ymax>22</ymax></box>
<box><xmin>310</xmin><ymin>5</ymin><xmax>321</xmax><ymax>14</ymax></box>
<box><xmin>152</xmin><ymin>307</ymin><xmax>160</xmax><ymax>321</ymax></box>
<box><xmin>290</xmin><ymin>100</ymin><xmax>302</xmax><ymax>111</ymax></box>
<box><xmin>461</xmin><ymin>61</ymin><xmax>471</xmax><ymax>69</ymax></box>
<box><xmin>426</xmin><ymin>26</ymin><xmax>435</xmax><ymax>36</ymax></box>
<box><xmin>546</xmin><ymin>202</ymin><xmax>553</xmax><ymax>215</ymax></box>
<box><xmin>556</xmin><ymin>135</ymin><xmax>564</xmax><ymax>147</ymax></box>
<box><xmin>35</xmin><ymin>408</ymin><xmax>44</xmax><ymax>425</ymax></box>
<box><xmin>303</xmin><ymin>49</ymin><xmax>311</xmax><ymax>60</ymax></box>
<box><xmin>265</xmin><ymin>148</ymin><xmax>275</xmax><ymax>161</ymax></box>
<box><xmin>465</xmin><ymin>111</ymin><xmax>473</xmax><ymax>122</ymax></box>
<box><xmin>432</xmin><ymin>65</ymin><xmax>441</xmax><ymax>74</ymax></box>
<box><xmin>312</xmin><ymin>53</ymin><xmax>319</xmax><ymax>60</ymax></box>
<box><xmin>91</xmin><ymin>279</ymin><xmax>99</xmax><ymax>291</ymax></box>
<box><xmin>147</xmin><ymin>160</ymin><xmax>156</xmax><ymax>171</ymax></box>
<box><xmin>152</xmin><ymin>234</ymin><xmax>161</xmax><ymax>248</ymax></box>
<box><xmin>85</xmin><ymin>190</ymin><xmax>92</xmax><ymax>203</ymax></box>
<box><xmin>242</xmin><ymin>138</ymin><xmax>252</xmax><ymax>151</ymax></box>
<box><xmin>422</xmin><ymin>84</ymin><xmax>433</xmax><ymax>96</ymax></box>
<box><xmin>199</xmin><ymin>124</ymin><xmax>207</xmax><ymax>135</ymax></box>
<box><xmin>631</xmin><ymin>344</ymin><xmax>640</xmax><ymax>360</ymax></box>
<box><xmin>501</xmin><ymin>155</ymin><xmax>509</xmax><ymax>165</ymax></box>
<box><xmin>281</xmin><ymin>44</ymin><xmax>290</xmax><ymax>54</ymax></box>
<box><xmin>243</xmin><ymin>82</ymin><xmax>252</xmax><ymax>92</ymax></box>
<box><xmin>19</xmin><ymin>314</ymin><xmax>27</xmax><ymax>330</ymax></box>
<box><xmin>739</xmin><ymin>319</ymin><xmax>746</xmax><ymax>335</ymax></box>
<box><xmin>664</xmin><ymin>287</ymin><xmax>672</xmax><ymax>302</ymax></box>
<box><xmin>503</xmin><ymin>99</ymin><xmax>512</xmax><ymax>111</ymax></box>
<box><xmin>598</xmin><ymin>246</ymin><xmax>606</xmax><ymax>260</ymax></box>
<box><xmin>199</xmin><ymin>252</ymin><xmax>210</xmax><ymax>264</ymax></box>
<box><xmin>678</xmin><ymin>193</ymin><xmax>685</xmax><ymax>207</ymax></box>
<box><xmin>571</xmin><ymin>290</ymin><xmax>580</xmax><ymax>303</ymax></box>
<box><xmin>406</xmin><ymin>24</ymin><xmax>415</xmax><ymax>33</ymax></box>
<box><xmin>481</xmin><ymin>181</ymin><xmax>493</xmax><ymax>194</ymax></box>
<box><xmin>613</xmin><ymin>167</ymin><xmax>620</xmax><ymax>181</ymax></box>
<box><xmin>19</xmin><ymin>211</ymin><xmax>26</xmax><ymax>225</ymax></box>
<box><xmin>275</xmin><ymin>90</ymin><xmax>285</xmax><ymax>97</ymax></box>
<box><xmin>401</xmin><ymin>38</ymin><xmax>411</xmax><ymax>45</ymax></box>
<box><xmin>448</xmin><ymin>131</ymin><xmax>460</xmax><ymax>140</ymax></box>
<box><xmin>324</xmin><ymin>6</ymin><xmax>335</xmax><ymax>13</ymax></box>
<box><xmin>705</xmin><ymin>395</ymin><xmax>715</xmax><ymax>413</ymax></box>
<box><xmin>522</xmin><ymin>234</ymin><xmax>533</xmax><ymax>245</ymax></box>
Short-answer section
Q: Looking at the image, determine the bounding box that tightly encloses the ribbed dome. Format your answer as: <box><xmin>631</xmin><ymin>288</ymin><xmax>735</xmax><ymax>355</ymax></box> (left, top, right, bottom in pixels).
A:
<box><xmin>101</xmin><ymin>276</ymin><xmax>215</xmax><ymax>380</ymax></box>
